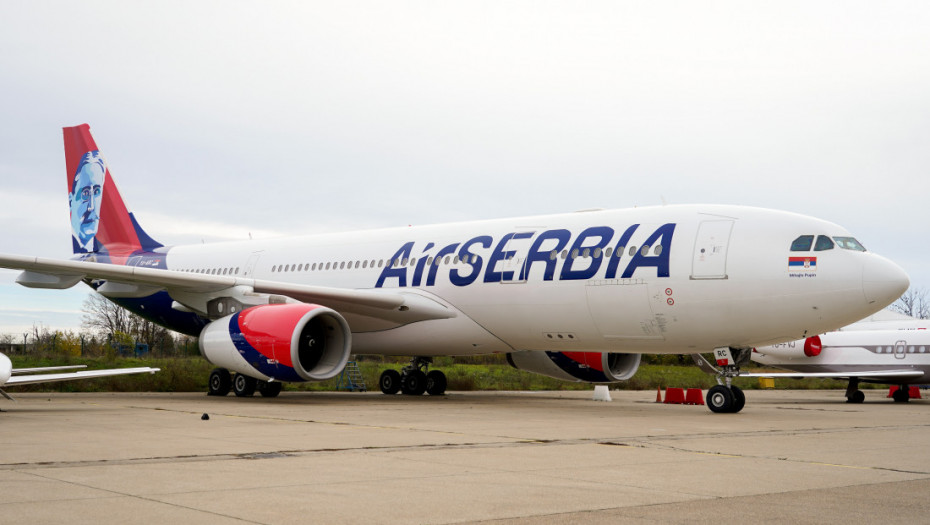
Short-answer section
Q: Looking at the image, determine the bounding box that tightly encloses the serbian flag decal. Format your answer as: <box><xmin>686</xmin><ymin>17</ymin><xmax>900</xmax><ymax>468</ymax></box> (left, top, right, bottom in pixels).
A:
<box><xmin>788</xmin><ymin>256</ymin><xmax>817</xmax><ymax>272</ymax></box>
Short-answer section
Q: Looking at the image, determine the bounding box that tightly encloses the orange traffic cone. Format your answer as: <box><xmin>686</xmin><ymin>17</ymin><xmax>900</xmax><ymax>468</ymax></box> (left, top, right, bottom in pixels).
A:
<box><xmin>655</xmin><ymin>387</ymin><xmax>663</xmax><ymax>403</ymax></box>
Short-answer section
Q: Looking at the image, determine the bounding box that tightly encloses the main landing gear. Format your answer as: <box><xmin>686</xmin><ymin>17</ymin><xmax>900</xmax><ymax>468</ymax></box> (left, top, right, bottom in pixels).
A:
<box><xmin>690</xmin><ymin>348</ymin><xmax>752</xmax><ymax>414</ymax></box>
<box><xmin>845</xmin><ymin>378</ymin><xmax>911</xmax><ymax>403</ymax></box>
<box><xmin>379</xmin><ymin>357</ymin><xmax>447</xmax><ymax>396</ymax></box>
<box><xmin>891</xmin><ymin>384</ymin><xmax>911</xmax><ymax>403</ymax></box>
<box><xmin>207</xmin><ymin>368</ymin><xmax>282</xmax><ymax>398</ymax></box>
<box><xmin>845</xmin><ymin>377</ymin><xmax>865</xmax><ymax>403</ymax></box>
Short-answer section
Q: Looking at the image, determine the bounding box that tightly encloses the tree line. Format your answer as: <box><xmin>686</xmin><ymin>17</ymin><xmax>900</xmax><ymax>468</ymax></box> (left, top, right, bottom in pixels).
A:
<box><xmin>1</xmin><ymin>293</ymin><xmax>196</xmax><ymax>359</ymax></box>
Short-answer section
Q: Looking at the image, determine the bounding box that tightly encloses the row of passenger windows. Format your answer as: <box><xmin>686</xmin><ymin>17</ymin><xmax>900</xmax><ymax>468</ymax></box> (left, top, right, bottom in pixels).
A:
<box><xmin>174</xmin><ymin>244</ymin><xmax>665</xmax><ymax>276</ymax></box>
<box><xmin>267</xmin><ymin>245</ymin><xmax>663</xmax><ymax>273</ymax></box>
<box><xmin>790</xmin><ymin>235</ymin><xmax>866</xmax><ymax>252</ymax></box>
<box><xmin>874</xmin><ymin>345</ymin><xmax>928</xmax><ymax>354</ymax></box>
<box><xmin>179</xmin><ymin>267</ymin><xmax>241</xmax><ymax>276</ymax></box>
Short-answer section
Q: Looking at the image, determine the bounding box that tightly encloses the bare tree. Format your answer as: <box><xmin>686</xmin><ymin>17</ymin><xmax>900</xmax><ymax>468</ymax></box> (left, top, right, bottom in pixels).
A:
<box><xmin>82</xmin><ymin>293</ymin><xmax>132</xmax><ymax>340</ymax></box>
<box><xmin>81</xmin><ymin>293</ymin><xmax>178</xmax><ymax>354</ymax></box>
<box><xmin>890</xmin><ymin>287</ymin><xmax>929</xmax><ymax>319</ymax></box>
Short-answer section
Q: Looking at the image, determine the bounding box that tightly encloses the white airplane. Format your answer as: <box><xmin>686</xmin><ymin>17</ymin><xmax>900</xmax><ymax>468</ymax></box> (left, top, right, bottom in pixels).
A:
<box><xmin>0</xmin><ymin>352</ymin><xmax>158</xmax><ymax>400</ymax></box>
<box><xmin>745</xmin><ymin>310</ymin><xmax>929</xmax><ymax>403</ymax></box>
<box><xmin>0</xmin><ymin>124</ymin><xmax>910</xmax><ymax>413</ymax></box>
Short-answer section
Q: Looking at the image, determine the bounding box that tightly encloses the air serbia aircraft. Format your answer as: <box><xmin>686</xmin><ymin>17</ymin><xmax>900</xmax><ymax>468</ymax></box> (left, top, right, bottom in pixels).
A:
<box><xmin>0</xmin><ymin>352</ymin><xmax>158</xmax><ymax>400</ymax></box>
<box><xmin>747</xmin><ymin>311</ymin><xmax>929</xmax><ymax>404</ymax></box>
<box><xmin>0</xmin><ymin>124</ymin><xmax>910</xmax><ymax>413</ymax></box>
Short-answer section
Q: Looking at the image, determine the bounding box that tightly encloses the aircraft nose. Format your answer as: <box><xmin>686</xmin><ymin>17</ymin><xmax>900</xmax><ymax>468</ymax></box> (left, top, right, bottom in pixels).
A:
<box><xmin>862</xmin><ymin>254</ymin><xmax>909</xmax><ymax>307</ymax></box>
<box><xmin>0</xmin><ymin>353</ymin><xmax>11</xmax><ymax>386</ymax></box>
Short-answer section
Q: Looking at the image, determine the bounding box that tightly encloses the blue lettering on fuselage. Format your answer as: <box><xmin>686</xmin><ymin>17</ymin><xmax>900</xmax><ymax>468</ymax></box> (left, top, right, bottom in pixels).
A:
<box><xmin>374</xmin><ymin>223</ymin><xmax>676</xmax><ymax>288</ymax></box>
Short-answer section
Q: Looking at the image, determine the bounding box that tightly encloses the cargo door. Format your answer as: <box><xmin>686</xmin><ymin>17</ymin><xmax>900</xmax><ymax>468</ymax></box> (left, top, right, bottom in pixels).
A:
<box><xmin>585</xmin><ymin>281</ymin><xmax>664</xmax><ymax>340</ymax></box>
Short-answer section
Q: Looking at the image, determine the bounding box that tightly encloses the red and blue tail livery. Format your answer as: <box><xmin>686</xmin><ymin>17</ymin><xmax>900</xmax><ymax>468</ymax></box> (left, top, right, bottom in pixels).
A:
<box><xmin>64</xmin><ymin>124</ymin><xmax>162</xmax><ymax>262</ymax></box>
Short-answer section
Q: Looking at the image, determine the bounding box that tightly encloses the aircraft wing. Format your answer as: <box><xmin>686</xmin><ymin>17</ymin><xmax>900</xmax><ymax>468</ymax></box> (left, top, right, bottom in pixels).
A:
<box><xmin>738</xmin><ymin>370</ymin><xmax>924</xmax><ymax>379</ymax></box>
<box><xmin>0</xmin><ymin>254</ymin><xmax>455</xmax><ymax>327</ymax></box>
<box><xmin>6</xmin><ymin>367</ymin><xmax>160</xmax><ymax>387</ymax></box>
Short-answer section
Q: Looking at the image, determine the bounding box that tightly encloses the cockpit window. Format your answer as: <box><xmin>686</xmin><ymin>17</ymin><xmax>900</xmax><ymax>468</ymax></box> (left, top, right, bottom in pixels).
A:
<box><xmin>833</xmin><ymin>236</ymin><xmax>867</xmax><ymax>251</ymax></box>
<box><xmin>814</xmin><ymin>235</ymin><xmax>835</xmax><ymax>251</ymax></box>
<box><xmin>790</xmin><ymin>235</ymin><xmax>814</xmax><ymax>251</ymax></box>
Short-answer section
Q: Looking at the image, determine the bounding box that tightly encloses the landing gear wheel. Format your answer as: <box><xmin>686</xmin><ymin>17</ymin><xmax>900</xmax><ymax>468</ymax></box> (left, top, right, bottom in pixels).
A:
<box><xmin>426</xmin><ymin>370</ymin><xmax>447</xmax><ymax>396</ymax></box>
<box><xmin>706</xmin><ymin>385</ymin><xmax>735</xmax><ymax>413</ymax></box>
<box><xmin>401</xmin><ymin>370</ymin><xmax>427</xmax><ymax>395</ymax></box>
<box><xmin>208</xmin><ymin>368</ymin><xmax>231</xmax><ymax>396</ymax></box>
<box><xmin>730</xmin><ymin>385</ymin><xmax>746</xmax><ymax>413</ymax></box>
<box><xmin>233</xmin><ymin>374</ymin><xmax>257</xmax><ymax>397</ymax></box>
<box><xmin>257</xmin><ymin>381</ymin><xmax>282</xmax><ymax>398</ymax></box>
<box><xmin>847</xmin><ymin>390</ymin><xmax>865</xmax><ymax>404</ymax></box>
<box><xmin>380</xmin><ymin>369</ymin><xmax>401</xmax><ymax>395</ymax></box>
<box><xmin>892</xmin><ymin>387</ymin><xmax>910</xmax><ymax>403</ymax></box>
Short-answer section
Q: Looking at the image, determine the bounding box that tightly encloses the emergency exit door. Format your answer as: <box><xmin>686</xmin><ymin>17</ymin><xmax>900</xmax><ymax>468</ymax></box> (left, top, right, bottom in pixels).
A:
<box><xmin>691</xmin><ymin>220</ymin><xmax>734</xmax><ymax>280</ymax></box>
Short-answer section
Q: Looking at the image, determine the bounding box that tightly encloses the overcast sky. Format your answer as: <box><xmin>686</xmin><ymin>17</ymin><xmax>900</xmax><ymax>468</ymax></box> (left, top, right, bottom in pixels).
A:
<box><xmin>1</xmin><ymin>1</ymin><xmax>928</xmax><ymax>336</ymax></box>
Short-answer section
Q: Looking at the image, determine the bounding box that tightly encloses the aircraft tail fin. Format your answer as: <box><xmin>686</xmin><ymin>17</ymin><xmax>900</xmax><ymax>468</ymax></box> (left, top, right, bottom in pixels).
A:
<box><xmin>64</xmin><ymin>124</ymin><xmax>162</xmax><ymax>262</ymax></box>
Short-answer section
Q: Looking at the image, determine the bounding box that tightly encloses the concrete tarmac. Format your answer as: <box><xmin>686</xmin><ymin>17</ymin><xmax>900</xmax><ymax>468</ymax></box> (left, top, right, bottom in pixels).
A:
<box><xmin>0</xmin><ymin>389</ymin><xmax>928</xmax><ymax>524</ymax></box>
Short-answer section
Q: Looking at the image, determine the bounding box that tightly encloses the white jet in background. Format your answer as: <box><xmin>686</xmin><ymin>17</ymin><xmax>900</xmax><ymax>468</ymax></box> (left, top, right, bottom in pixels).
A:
<box><xmin>748</xmin><ymin>310</ymin><xmax>929</xmax><ymax>403</ymax></box>
<box><xmin>0</xmin><ymin>352</ymin><xmax>158</xmax><ymax>401</ymax></box>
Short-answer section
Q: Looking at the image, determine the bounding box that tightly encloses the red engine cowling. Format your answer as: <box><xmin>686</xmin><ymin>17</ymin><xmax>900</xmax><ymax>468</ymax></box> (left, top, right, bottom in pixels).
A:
<box><xmin>506</xmin><ymin>350</ymin><xmax>641</xmax><ymax>383</ymax></box>
<box><xmin>803</xmin><ymin>336</ymin><xmax>822</xmax><ymax>357</ymax></box>
<box><xmin>199</xmin><ymin>303</ymin><xmax>351</xmax><ymax>382</ymax></box>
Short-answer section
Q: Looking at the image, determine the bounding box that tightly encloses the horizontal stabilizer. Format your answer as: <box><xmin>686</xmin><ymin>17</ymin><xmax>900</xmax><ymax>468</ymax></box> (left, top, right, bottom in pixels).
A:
<box><xmin>13</xmin><ymin>365</ymin><xmax>85</xmax><ymax>374</ymax></box>
<box><xmin>5</xmin><ymin>367</ymin><xmax>159</xmax><ymax>387</ymax></box>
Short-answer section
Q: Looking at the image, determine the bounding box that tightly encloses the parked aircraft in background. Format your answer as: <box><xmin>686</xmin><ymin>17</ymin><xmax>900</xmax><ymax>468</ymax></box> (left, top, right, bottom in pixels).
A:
<box><xmin>747</xmin><ymin>310</ymin><xmax>929</xmax><ymax>403</ymax></box>
<box><xmin>0</xmin><ymin>352</ymin><xmax>158</xmax><ymax>400</ymax></box>
<box><xmin>0</xmin><ymin>124</ymin><xmax>910</xmax><ymax>413</ymax></box>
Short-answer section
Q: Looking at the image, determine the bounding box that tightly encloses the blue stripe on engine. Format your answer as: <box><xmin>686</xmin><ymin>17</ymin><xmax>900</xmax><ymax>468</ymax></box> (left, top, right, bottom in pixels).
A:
<box><xmin>545</xmin><ymin>351</ymin><xmax>610</xmax><ymax>383</ymax></box>
<box><xmin>227</xmin><ymin>313</ymin><xmax>303</xmax><ymax>382</ymax></box>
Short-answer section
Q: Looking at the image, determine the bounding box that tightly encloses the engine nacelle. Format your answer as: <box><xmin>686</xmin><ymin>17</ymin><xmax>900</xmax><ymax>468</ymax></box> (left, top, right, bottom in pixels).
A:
<box><xmin>506</xmin><ymin>350</ymin><xmax>641</xmax><ymax>383</ymax></box>
<box><xmin>199</xmin><ymin>303</ymin><xmax>351</xmax><ymax>382</ymax></box>
<box><xmin>754</xmin><ymin>335</ymin><xmax>823</xmax><ymax>359</ymax></box>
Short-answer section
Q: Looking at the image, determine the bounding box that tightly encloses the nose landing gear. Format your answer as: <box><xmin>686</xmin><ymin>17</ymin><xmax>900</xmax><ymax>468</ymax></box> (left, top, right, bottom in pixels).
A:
<box><xmin>691</xmin><ymin>347</ymin><xmax>752</xmax><ymax>414</ymax></box>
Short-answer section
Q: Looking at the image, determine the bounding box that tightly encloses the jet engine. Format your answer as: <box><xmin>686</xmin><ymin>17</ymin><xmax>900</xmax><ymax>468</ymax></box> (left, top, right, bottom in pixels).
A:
<box><xmin>506</xmin><ymin>350</ymin><xmax>641</xmax><ymax>383</ymax></box>
<box><xmin>199</xmin><ymin>303</ymin><xmax>351</xmax><ymax>382</ymax></box>
<box><xmin>754</xmin><ymin>335</ymin><xmax>823</xmax><ymax>359</ymax></box>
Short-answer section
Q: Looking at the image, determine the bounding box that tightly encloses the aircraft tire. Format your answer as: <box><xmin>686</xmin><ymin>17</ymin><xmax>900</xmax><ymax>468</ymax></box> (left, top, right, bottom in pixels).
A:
<box><xmin>208</xmin><ymin>368</ymin><xmax>232</xmax><ymax>396</ymax></box>
<box><xmin>730</xmin><ymin>385</ymin><xmax>746</xmax><ymax>413</ymax></box>
<box><xmin>892</xmin><ymin>387</ymin><xmax>910</xmax><ymax>403</ymax></box>
<box><xmin>258</xmin><ymin>381</ymin><xmax>282</xmax><ymax>398</ymax></box>
<box><xmin>426</xmin><ymin>370</ymin><xmax>447</xmax><ymax>396</ymax></box>
<box><xmin>706</xmin><ymin>385</ymin><xmax>734</xmax><ymax>413</ymax></box>
<box><xmin>847</xmin><ymin>390</ymin><xmax>865</xmax><ymax>404</ymax></box>
<box><xmin>380</xmin><ymin>369</ymin><xmax>402</xmax><ymax>395</ymax></box>
<box><xmin>401</xmin><ymin>370</ymin><xmax>427</xmax><ymax>395</ymax></box>
<box><xmin>233</xmin><ymin>374</ymin><xmax>257</xmax><ymax>397</ymax></box>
